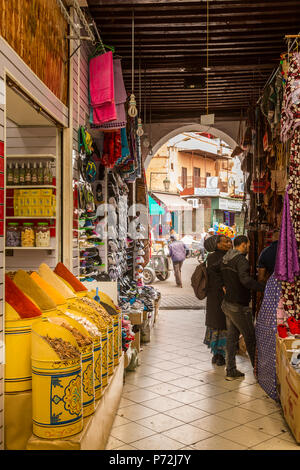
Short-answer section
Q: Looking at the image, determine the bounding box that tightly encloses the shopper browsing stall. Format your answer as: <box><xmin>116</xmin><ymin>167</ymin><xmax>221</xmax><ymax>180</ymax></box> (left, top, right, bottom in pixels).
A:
<box><xmin>220</xmin><ymin>235</ymin><xmax>265</xmax><ymax>379</ymax></box>
<box><xmin>203</xmin><ymin>235</ymin><xmax>232</xmax><ymax>366</ymax></box>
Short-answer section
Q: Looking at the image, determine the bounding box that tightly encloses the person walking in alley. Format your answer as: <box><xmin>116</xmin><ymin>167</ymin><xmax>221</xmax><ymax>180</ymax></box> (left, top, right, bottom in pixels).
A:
<box><xmin>168</xmin><ymin>234</ymin><xmax>187</xmax><ymax>287</ymax></box>
<box><xmin>203</xmin><ymin>235</ymin><xmax>232</xmax><ymax>366</ymax></box>
<box><xmin>221</xmin><ymin>235</ymin><xmax>265</xmax><ymax>379</ymax></box>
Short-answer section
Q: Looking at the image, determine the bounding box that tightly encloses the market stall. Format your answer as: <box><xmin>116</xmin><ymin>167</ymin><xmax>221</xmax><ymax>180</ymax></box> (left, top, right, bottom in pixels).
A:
<box><xmin>241</xmin><ymin>40</ymin><xmax>300</xmax><ymax>443</ymax></box>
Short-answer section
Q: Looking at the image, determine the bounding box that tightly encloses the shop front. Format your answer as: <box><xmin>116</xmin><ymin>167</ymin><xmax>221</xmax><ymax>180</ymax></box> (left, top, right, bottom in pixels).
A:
<box><xmin>211</xmin><ymin>197</ymin><xmax>244</xmax><ymax>234</ymax></box>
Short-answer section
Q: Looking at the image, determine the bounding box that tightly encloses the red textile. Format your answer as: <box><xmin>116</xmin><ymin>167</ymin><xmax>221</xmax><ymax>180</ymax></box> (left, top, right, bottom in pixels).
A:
<box><xmin>54</xmin><ymin>262</ymin><xmax>87</xmax><ymax>292</ymax></box>
<box><xmin>102</xmin><ymin>131</ymin><xmax>122</xmax><ymax>168</ymax></box>
<box><xmin>5</xmin><ymin>275</ymin><xmax>42</xmax><ymax>318</ymax></box>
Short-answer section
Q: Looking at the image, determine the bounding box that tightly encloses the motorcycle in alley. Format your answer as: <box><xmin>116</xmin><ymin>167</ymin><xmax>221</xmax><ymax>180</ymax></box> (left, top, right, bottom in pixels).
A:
<box><xmin>143</xmin><ymin>243</ymin><xmax>171</xmax><ymax>285</ymax></box>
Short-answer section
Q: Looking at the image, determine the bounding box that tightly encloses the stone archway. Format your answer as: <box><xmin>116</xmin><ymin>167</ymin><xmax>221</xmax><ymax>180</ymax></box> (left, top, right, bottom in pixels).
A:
<box><xmin>143</xmin><ymin>121</ymin><xmax>240</xmax><ymax>170</ymax></box>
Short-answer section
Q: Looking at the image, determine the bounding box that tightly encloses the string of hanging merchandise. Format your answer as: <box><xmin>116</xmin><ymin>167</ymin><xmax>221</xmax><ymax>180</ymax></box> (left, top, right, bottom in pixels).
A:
<box><xmin>128</xmin><ymin>10</ymin><xmax>138</xmax><ymax>118</ymax></box>
<box><xmin>257</xmin><ymin>30</ymin><xmax>300</xmax><ymax>102</ymax></box>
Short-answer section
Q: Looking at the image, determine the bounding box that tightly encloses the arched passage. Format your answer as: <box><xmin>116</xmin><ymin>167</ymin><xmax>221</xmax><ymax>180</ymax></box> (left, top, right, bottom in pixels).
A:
<box><xmin>144</xmin><ymin>122</ymin><xmax>239</xmax><ymax>170</ymax></box>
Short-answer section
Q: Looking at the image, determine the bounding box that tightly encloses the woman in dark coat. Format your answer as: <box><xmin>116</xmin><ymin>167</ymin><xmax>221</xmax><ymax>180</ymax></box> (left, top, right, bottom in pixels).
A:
<box><xmin>203</xmin><ymin>234</ymin><xmax>232</xmax><ymax>366</ymax></box>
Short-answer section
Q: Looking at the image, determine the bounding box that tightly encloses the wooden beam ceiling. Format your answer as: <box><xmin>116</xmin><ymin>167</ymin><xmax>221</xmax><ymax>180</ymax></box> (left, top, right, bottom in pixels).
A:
<box><xmin>86</xmin><ymin>0</ymin><xmax>300</xmax><ymax>121</ymax></box>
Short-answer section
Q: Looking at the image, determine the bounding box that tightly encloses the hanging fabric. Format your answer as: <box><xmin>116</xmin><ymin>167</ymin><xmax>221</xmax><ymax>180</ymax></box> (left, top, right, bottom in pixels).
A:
<box><xmin>89</xmin><ymin>50</ymin><xmax>115</xmax><ymax>108</ymax></box>
<box><xmin>91</xmin><ymin>59</ymin><xmax>127</xmax><ymax>129</ymax></box>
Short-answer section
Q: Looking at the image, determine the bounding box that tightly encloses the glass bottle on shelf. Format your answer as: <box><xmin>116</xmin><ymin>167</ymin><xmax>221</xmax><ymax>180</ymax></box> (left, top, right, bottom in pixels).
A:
<box><xmin>19</xmin><ymin>163</ymin><xmax>25</xmax><ymax>185</ymax></box>
<box><xmin>43</xmin><ymin>162</ymin><xmax>50</xmax><ymax>185</ymax></box>
<box><xmin>37</xmin><ymin>162</ymin><xmax>44</xmax><ymax>185</ymax></box>
<box><xmin>7</xmin><ymin>163</ymin><xmax>13</xmax><ymax>185</ymax></box>
<box><xmin>32</xmin><ymin>162</ymin><xmax>38</xmax><ymax>185</ymax></box>
<box><xmin>13</xmin><ymin>162</ymin><xmax>20</xmax><ymax>185</ymax></box>
<box><xmin>25</xmin><ymin>162</ymin><xmax>31</xmax><ymax>185</ymax></box>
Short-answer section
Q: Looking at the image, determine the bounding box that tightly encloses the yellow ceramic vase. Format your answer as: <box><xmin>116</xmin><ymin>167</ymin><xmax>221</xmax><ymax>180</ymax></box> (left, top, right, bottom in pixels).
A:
<box><xmin>94</xmin><ymin>336</ymin><xmax>102</xmax><ymax>400</ymax></box>
<box><xmin>101</xmin><ymin>328</ymin><xmax>108</xmax><ymax>388</ymax></box>
<box><xmin>32</xmin><ymin>357</ymin><xmax>83</xmax><ymax>439</ymax></box>
<box><xmin>107</xmin><ymin>326</ymin><xmax>114</xmax><ymax>376</ymax></box>
<box><xmin>31</xmin><ymin>321</ymin><xmax>83</xmax><ymax>439</ymax></box>
<box><xmin>113</xmin><ymin>315</ymin><xmax>120</xmax><ymax>367</ymax></box>
<box><xmin>81</xmin><ymin>344</ymin><xmax>95</xmax><ymax>417</ymax></box>
<box><xmin>5</xmin><ymin>316</ymin><xmax>45</xmax><ymax>393</ymax></box>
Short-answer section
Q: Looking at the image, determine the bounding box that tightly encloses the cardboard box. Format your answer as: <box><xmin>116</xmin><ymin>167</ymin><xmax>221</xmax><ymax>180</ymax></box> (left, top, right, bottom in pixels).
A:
<box><xmin>132</xmin><ymin>330</ymin><xmax>140</xmax><ymax>352</ymax></box>
<box><xmin>128</xmin><ymin>311</ymin><xmax>143</xmax><ymax>325</ymax></box>
<box><xmin>280</xmin><ymin>338</ymin><xmax>300</xmax><ymax>443</ymax></box>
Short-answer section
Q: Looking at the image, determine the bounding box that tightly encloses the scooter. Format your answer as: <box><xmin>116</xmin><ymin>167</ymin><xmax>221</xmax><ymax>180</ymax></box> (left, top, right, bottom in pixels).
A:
<box><xmin>143</xmin><ymin>243</ymin><xmax>171</xmax><ymax>284</ymax></box>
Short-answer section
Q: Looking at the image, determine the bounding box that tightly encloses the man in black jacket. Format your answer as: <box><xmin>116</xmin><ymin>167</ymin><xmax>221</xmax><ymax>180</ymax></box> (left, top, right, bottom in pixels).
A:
<box><xmin>221</xmin><ymin>235</ymin><xmax>265</xmax><ymax>380</ymax></box>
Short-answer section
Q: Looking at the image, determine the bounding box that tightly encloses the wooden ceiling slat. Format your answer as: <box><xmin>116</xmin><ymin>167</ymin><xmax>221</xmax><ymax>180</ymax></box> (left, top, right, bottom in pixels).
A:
<box><xmin>87</xmin><ymin>0</ymin><xmax>300</xmax><ymax>120</ymax></box>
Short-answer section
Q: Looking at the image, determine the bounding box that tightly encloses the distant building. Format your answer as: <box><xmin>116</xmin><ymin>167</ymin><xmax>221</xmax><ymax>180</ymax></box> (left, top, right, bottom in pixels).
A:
<box><xmin>146</xmin><ymin>132</ymin><xmax>244</xmax><ymax>238</ymax></box>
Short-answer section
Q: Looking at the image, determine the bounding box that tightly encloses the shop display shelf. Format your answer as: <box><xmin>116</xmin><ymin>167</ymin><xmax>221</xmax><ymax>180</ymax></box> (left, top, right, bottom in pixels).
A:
<box><xmin>5</xmin><ymin>246</ymin><xmax>55</xmax><ymax>250</ymax></box>
<box><xmin>7</xmin><ymin>154</ymin><xmax>56</xmax><ymax>160</ymax></box>
<box><xmin>6</xmin><ymin>185</ymin><xmax>56</xmax><ymax>189</ymax></box>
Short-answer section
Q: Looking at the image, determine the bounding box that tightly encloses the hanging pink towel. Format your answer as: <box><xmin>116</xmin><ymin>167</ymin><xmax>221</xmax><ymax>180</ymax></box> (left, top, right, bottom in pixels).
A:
<box><xmin>92</xmin><ymin>59</ymin><xmax>127</xmax><ymax>126</ymax></box>
<box><xmin>89</xmin><ymin>51</ymin><xmax>114</xmax><ymax>107</ymax></box>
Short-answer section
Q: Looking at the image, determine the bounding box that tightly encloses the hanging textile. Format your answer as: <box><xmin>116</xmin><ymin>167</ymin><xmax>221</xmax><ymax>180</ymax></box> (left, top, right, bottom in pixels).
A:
<box><xmin>91</xmin><ymin>59</ymin><xmax>127</xmax><ymax>129</ymax></box>
<box><xmin>256</xmin><ymin>274</ymin><xmax>282</xmax><ymax>401</ymax></box>
<box><xmin>274</xmin><ymin>185</ymin><xmax>300</xmax><ymax>283</ymax></box>
<box><xmin>89</xmin><ymin>51</ymin><xmax>114</xmax><ymax>107</ymax></box>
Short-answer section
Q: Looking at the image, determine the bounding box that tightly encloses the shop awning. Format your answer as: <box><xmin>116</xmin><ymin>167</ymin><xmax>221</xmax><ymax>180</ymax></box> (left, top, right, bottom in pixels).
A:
<box><xmin>148</xmin><ymin>195</ymin><xmax>165</xmax><ymax>215</ymax></box>
<box><xmin>153</xmin><ymin>192</ymin><xmax>192</xmax><ymax>211</ymax></box>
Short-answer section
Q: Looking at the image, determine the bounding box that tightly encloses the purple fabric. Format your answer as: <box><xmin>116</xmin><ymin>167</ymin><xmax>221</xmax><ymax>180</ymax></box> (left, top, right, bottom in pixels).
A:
<box><xmin>274</xmin><ymin>186</ymin><xmax>300</xmax><ymax>282</ymax></box>
<box><xmin>256</xmin><ymin>274</ymin><xmax>282</xmax><ymax>401</ymax></box>
<box><xmin>169</xmin><ymin>241</ymin><xmax>186</xmax><ymax>263</ymax></box>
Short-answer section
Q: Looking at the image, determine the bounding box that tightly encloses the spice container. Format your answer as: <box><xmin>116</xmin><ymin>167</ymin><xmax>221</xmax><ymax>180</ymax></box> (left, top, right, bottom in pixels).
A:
<box><xmin>21</xmin><ymin>222</ymin><xmax>35</xmax><ymax>247</ymax></box>
<box><xmin>35</xmin><ymin>222</ymin><xmax>50</xmax><ymax>247</ymax></box>
<box><xmin>31</xmin><ymin>320</ymin><xmax>83</xmax><ymax>439</ymax></box>
<box><xmin>6</xmin><ymin>222</ymin><xmax>21</xmax><ymax>247</ymax></box>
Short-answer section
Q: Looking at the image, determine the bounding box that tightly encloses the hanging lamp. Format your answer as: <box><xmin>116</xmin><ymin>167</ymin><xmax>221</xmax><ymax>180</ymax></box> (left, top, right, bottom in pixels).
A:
<box><xmin>128</xmin><ymin>10</ymin><xmax>138</xmax><ymax>118</ymax></box>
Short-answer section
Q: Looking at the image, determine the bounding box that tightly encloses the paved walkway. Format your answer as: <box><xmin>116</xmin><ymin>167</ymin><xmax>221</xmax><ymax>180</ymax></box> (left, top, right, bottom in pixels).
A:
<box><xmin>152</xmin><ymin>258</ymin><xmax>205</xmax><ymax>310</ymax></box>
<box><xmin>107</xmin><ymin>309</ymin><xmax>299</xmax><ymax>450</ymax></box>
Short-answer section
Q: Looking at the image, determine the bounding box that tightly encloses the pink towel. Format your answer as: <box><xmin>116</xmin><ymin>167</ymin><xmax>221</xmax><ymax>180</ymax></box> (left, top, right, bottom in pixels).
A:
<box><xmin>89</xmin><ymin>51</ymin><xmax>114</xmax><ymax>107</ymax></box>
<box><xmin>92</xmin><ymin>59</ymin><xmax>127</xmax><ymax>126</ymax></box>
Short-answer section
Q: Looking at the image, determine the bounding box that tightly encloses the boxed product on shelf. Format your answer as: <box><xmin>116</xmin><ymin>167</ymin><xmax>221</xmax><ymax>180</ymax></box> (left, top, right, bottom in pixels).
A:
<box><xmin>40</xmin><ymin>189</ymin><xmax>53</xmax><ymax>196</ymax></box>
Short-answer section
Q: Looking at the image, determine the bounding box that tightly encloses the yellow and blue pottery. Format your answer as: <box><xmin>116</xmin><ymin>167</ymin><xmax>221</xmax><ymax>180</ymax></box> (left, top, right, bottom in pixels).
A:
<box><xmin>113</xmin><ymin>314</ymin><xmax>120</xmax><ymax>367</ymax></box>
<box><xmin>5</xmin><ymin>305</ymin><xmax>46</xmax><ymax>393</ymax></box>
<box><xmin>48</xmin><ymin>315</ymin><xmax>95</xmax><ymax>417</ymax></box>
<box><xmin>31</xmin><ymin>321</ymin><xmax>83</xmax><ymax>439</ymax></box>
<box><xmin>101</xmin><ymin>328</ymin><xmax>108</xmax><ymax>388</ymax></box>
<box><xmin>93</xmin><ymin>335</ymin><xmax>102</xmax><ymax>400</ymax></box>
<box><xmin>107</xmin><ymin>326</ymin><xmax>114</xmax><ymax>376</ymax></box>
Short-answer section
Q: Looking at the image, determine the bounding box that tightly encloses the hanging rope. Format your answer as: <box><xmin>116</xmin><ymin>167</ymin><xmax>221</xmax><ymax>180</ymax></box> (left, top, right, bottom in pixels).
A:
<box><xmin>206</xmin><ymin>0</ymin><xmax>209</xmax><ymax>115</ymax></box>
<box><xmin>137</xmin><ymin>54</ymin><xmax>144</xmax><ymax>136</ymax></box>
<box><xmin>128</xmin><ymin>10</ymin><xmax>138</xmax><ymax>118</ymax></box>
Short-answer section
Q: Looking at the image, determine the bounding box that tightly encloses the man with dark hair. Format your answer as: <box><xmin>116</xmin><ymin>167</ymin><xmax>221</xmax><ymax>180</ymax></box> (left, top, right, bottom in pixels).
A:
<box><xmin>168</xmin><ymin>235</ymin><xmax>187</xmax><ymax>288</ymax></box>
<box><xmin>257</xmin><ymin>229</ymin><xmax>279</xmax><ymax>282</ymax></box>
<box><xmin>221</xmin><ymin>235</ymin><xmax>265</xmax><ymax>379</ymax></box>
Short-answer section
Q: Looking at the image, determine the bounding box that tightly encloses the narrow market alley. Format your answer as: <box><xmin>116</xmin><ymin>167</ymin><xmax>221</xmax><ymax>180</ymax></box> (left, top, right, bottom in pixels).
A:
<box><xmin>108</xmin><ymin>308</ymin><xmax>299</xmax><ymax>451</ymax></box>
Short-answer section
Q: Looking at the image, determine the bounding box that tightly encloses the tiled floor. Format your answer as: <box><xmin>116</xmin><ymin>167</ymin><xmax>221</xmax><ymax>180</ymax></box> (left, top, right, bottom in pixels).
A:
<box><xmin>107</xmin><ymin>309</ymin><xmax>300</xmax><ymax>450</ymax></box>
